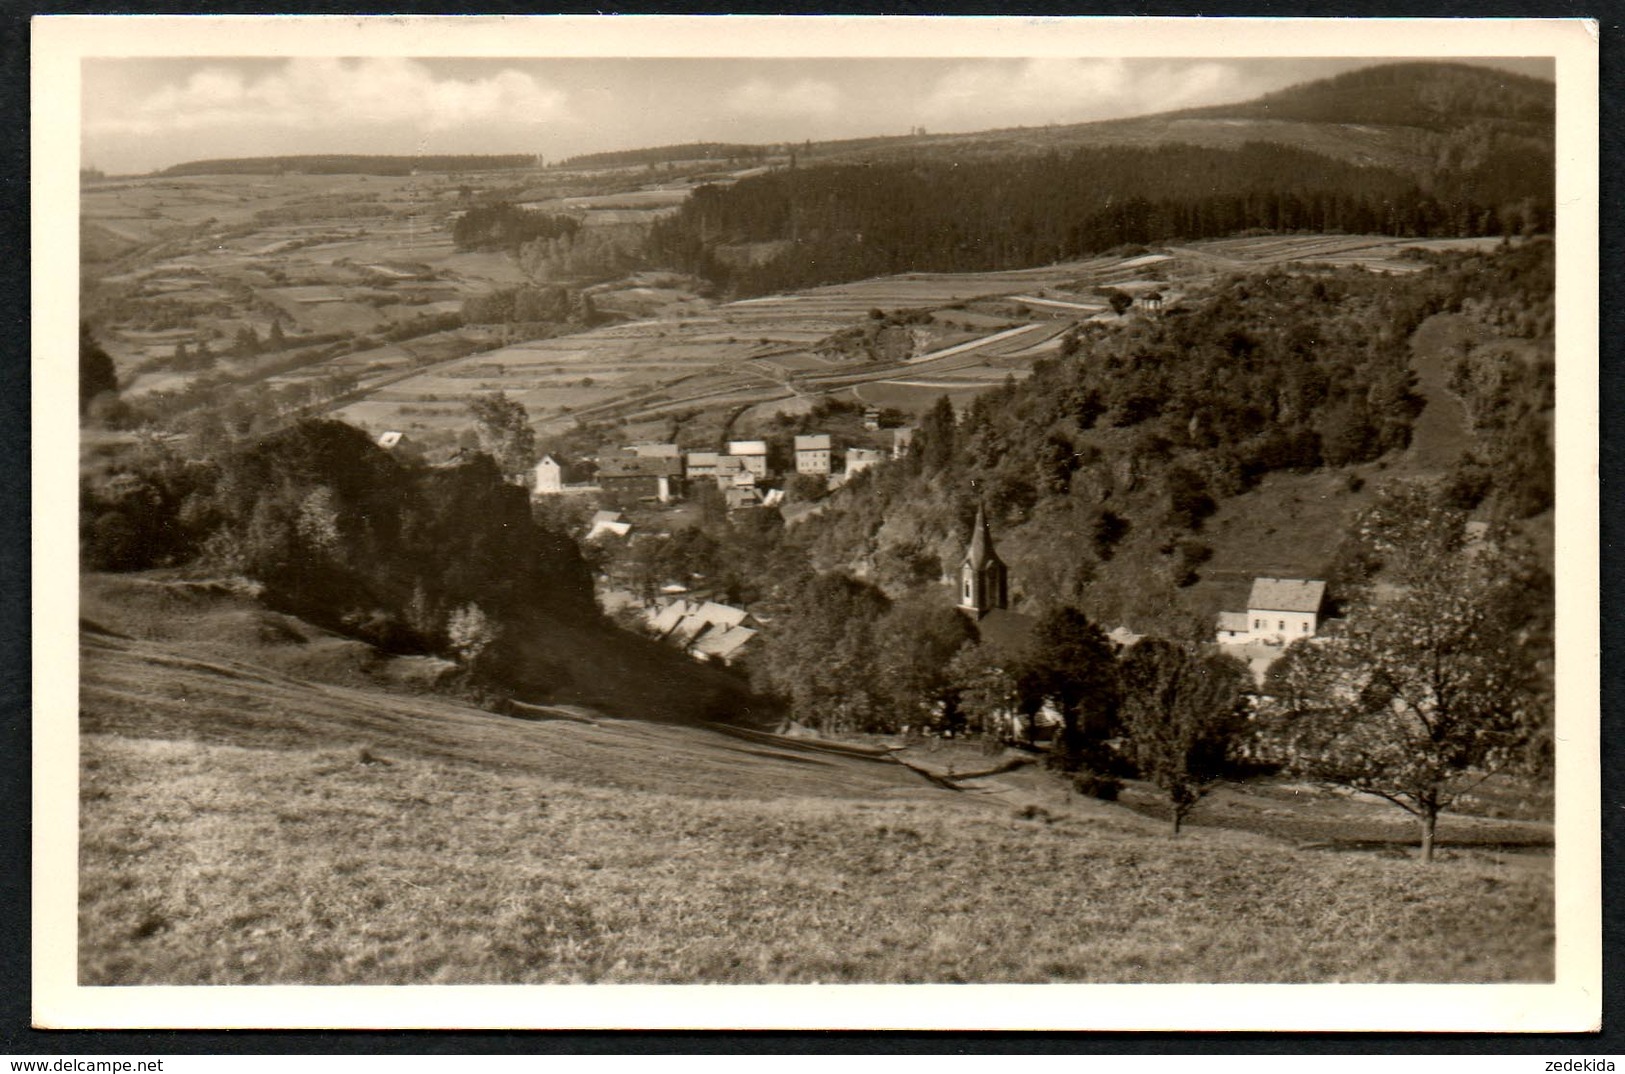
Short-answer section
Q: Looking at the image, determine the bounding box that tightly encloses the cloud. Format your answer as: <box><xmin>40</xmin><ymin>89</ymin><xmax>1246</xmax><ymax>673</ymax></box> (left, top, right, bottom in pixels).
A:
<box><xmin>87</xmin><ymin>58</ymin><xmax>569</xmax><ymax>137</ymax></box>
<box><xmin>726</xmin><ymin>77</ymin><xmax>841</xmax><ymax>118</ymax></box>
<box><xmin>920</xmin><ymin>59</ymin><xmax>1254</xmax><ymax>128</ymax></box>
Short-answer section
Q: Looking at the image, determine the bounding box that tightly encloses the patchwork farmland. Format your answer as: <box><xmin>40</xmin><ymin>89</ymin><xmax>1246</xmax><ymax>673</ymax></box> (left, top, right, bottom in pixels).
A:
<box><xmin>329</xmin><ymin>233</ymin><xmax>1497</xmax><ymax>441</ymax></box>
<box><xmin>81</xmin><ymin>162</ymin><xmax>1505</xmax><ymax>449</ymax></box>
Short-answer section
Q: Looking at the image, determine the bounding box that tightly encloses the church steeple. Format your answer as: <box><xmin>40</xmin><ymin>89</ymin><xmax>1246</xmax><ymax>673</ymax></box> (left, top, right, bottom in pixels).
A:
<box><xmin>959</xmin><ymin>505</ymin><xmax>1008</xmax><ymax>617</ymax></box>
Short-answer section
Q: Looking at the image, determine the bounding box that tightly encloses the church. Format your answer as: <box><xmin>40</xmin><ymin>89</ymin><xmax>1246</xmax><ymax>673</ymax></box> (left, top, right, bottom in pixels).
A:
<box><xmin>956</xmin><ymin>505</ymin><xmax>1035</xmax><ymax>654</ymax></box>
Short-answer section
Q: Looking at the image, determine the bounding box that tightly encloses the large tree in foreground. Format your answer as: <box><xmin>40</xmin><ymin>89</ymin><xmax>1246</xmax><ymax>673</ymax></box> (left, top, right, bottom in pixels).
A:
<box><xmin>1267</xmin><ymin>486</ymin><xmax>1551</xmax><ymax>862</ymax></box>
<box><xmin>1119</xmin><ymin>639</ymin><xmax>1250</xmax><ymax>835</ymax></box>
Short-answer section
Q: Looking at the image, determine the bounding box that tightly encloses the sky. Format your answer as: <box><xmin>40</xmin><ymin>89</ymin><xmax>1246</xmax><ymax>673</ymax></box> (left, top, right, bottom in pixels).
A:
<box><xmin>80</xmin><ymin>55</ymin><xmax>1555</xmax><ymax>175</ymax></box>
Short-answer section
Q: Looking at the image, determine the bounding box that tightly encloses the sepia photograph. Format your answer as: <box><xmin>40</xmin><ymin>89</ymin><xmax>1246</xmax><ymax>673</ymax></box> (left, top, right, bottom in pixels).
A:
<box><xmin>32</xmin><ymin>15</ymin><xmax>1600</xmax><ymax>1031</ymax></box>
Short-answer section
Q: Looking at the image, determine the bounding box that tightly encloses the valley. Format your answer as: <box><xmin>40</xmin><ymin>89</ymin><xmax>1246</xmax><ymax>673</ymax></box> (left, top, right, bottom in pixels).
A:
<box><xmin>68</xmin><ymin>56</ymin><xmax>1565</xmax><ymax>994</ymax></box>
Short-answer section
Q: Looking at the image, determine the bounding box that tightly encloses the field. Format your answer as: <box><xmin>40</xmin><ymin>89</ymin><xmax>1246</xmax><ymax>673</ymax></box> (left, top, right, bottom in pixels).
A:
<box><xmin>81</xmin><ymin>166</ymin><xmax>722</xmax><ymax>409</ymax></box>
<box><xmin>330</xmin><ymin>234</ymin><xmax>1467</xmax><ymax>442</ymax></box>
<box><xmin>78</xmin><ymin>572</ymin><xmax>1553</xmax><ymax>986</ymax></box>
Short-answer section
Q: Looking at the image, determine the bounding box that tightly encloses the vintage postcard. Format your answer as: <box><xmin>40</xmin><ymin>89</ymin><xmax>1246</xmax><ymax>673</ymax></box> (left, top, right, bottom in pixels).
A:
<box><xmin>32</xmin><ymin>15</ymin><xmax>1600</xmax><ymax>1031</ymax></box>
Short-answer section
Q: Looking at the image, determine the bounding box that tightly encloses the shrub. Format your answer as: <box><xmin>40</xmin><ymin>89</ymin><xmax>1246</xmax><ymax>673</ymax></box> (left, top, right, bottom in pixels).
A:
<box><xmin>1072</xmin><ymin>771</ymin><xmax>1122</xmax><ymax>801</ymax></box>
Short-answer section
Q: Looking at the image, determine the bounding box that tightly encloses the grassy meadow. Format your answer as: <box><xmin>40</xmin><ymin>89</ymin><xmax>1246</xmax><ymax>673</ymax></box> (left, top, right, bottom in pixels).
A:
<box><xmin>78</xmin><ymin>574</ymin><xmax>1554</xmax><ymax>986</ymax></box>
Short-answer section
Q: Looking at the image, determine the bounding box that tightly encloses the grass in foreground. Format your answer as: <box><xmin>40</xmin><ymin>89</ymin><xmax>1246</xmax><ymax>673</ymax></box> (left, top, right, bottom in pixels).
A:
<box><xmin>77</xmin><ymin>576</ymin><xmax>1553</xmax><ymax>985</ymax></box>
<box><xmin>80</xmin><ymin>732</ymin><xmax>1552</xmax><ymax>985</ymax></box>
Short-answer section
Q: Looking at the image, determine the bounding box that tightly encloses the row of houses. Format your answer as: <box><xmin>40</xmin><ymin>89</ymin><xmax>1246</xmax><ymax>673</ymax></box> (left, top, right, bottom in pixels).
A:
<box><xmin>530</xmin><ymin>428</ymin><xmax>912</xmax><ymax>506</ymax></box>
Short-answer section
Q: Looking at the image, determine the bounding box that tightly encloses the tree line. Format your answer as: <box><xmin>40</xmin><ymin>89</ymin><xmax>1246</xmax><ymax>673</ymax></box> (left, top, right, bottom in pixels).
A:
<box><xmin>452</xmin><ymin>204</ymin><xmax>579</xmax><ymax>253</ymax></box>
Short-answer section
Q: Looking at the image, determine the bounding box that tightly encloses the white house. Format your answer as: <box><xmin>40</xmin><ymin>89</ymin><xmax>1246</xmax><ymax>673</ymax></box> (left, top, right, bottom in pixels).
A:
<box><xmin>845</xmin><ymin>447</ymin><xmax>886</xmax><ymax>477</ymax></box>
<box><xmin>727</xmin><ymin>440</ymin><xmax>770</xmax><ymax>479</ymax></box>
<box><xmin>794</xmin><ymin>433</ymin><xmax>832</xmax><ymax>475</ymax></box>
<box><xmin>586</xmin><ymin>510</ymin><xmax>631</xmax><ymax>541</ymax></box>
<box><xmin>1216</xmin><ymin>577</ymin><xmax>1327</xmax><ymax>646</ymax></box>
<box><xmin>685</xmin><ymin>451</ymin><xmax>721</xmax><ymax>479</ymax></box>
<box><xmin>532</xmin><ymin>454</ymin><xmax>564</xmax><ymax>494</ymax></box>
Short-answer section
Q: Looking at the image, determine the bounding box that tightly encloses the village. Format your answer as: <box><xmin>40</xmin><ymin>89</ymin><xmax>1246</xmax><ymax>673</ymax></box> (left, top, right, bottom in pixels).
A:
<box><xmin>370</xmin><ymin>409</ymin><xmax>1338</xmax><ymax>742</ymax></box>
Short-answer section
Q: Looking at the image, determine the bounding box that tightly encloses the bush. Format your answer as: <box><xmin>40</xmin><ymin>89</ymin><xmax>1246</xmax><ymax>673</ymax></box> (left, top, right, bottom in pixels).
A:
<box><xmin>1072</xmin><ymin>771</ymin><xmax>1122</xmax><ymax>801</ymax></box>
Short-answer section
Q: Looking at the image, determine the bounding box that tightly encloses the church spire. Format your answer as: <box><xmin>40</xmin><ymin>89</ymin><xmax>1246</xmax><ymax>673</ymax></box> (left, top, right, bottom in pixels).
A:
<box><xmin>963</xmin><ymin>504</ymin><xmax>997</xmax><ymax>570</ymax></box>
<box><xmin>959</xmin><ymin>504</ymin><xmax>1008</xmax><ymax>617</ymax></box>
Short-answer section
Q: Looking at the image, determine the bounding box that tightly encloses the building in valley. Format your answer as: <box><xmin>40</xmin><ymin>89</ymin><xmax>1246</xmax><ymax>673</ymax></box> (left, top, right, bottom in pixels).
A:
<box><xmin>1215</xmin><ymin>577</ymin><xmax>1327</xmax><ymax>646</ymax></box>
<box><xmin>532</xmin><ymin>454</ymin><xmax>564</xmax><ymax>494</ymax></box>
<box><xmin>647</xmin><ymin>599</ymin><xmax>759</xmax><ymax>667</ymax></box>
<box><xmin>844</xmin><ymin>447</ymin><xmax>886</xmax><ymax>478</ymax></box>
<box><xmin>597</xmin><ymin>453</ymin><xmax>684</xmax><ymax>504</ymax></box>
<box><xmin>727</xmin><ymin>440</ymin><xmax>770</xmax><ymax>479</ymax></box>
<box><xmin>794</xmin><ymin>434</ymin><xmax>832</xmax><ymax>475</ymax></box>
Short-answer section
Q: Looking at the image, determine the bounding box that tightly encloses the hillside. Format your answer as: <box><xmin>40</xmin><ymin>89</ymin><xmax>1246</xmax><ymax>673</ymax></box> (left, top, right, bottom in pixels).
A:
<box><xmin>539</xmin><ymin>63</ymin><xmax>1552</xmax><ymax>182</ymax></box>
<box><xmin>1168</xmin><ymin>62</ymin><xmax>1553</xmax><ymax>133</ymax></box>
<box><xmin>78</xmin><ymin>571</ymin><xmax>1552</xmax><ymax>985</ymax></box>
<box><xmin>157</xmin><ymin>154</ymin><xmax>539</xmax><ymax>177</ymax></box>
<box><xmin>773</xmin><ymin>239</ymin><xmax>1554</xmax><ymax>642</ymax></box>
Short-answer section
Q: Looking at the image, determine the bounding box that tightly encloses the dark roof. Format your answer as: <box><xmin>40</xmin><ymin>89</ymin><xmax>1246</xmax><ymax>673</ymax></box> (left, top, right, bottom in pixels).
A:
<box><xmin>975</xmin><ymin>608</ymin><xmax>1036</xmax><ymax>655</ymax></box>
<box><xmin>598</xmin><ymin>455</ymin><xmax>683</xmax><ymax>478</ymax></box>
<box><xmin>962</xmin><ymin>505</ymin><xmax>1003</xmax><ymax>571</ymax></box>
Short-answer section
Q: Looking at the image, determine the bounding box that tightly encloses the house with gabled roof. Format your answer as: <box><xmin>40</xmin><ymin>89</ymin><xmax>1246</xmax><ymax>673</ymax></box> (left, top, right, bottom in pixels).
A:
<box><xmin>1215</xmin><ymin>577</ymin><xmax>1327</xmax><ymax>646</ymax></box>
<box><xmin>533</xmin><ymin>453</ymin><xmax>565</xmax><ymax>494</ymax></box>
<box><xmin>598</xmin><ymin>453</ymin><xmax>683</xmax><ymax>503</ymax></box>
<box><xmin>646</xmin><ymin>599</ymin><xmax>759</xmax><ymax>666</ymax></box>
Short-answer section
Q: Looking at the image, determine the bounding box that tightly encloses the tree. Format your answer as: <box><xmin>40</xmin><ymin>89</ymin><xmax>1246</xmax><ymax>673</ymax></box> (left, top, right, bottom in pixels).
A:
<box><xmin>468</xmin><ymin>392</ymin><xmax>536</xmax><ymax>475</ymax></box>
<box><xmin>1266</xmin><ymin>495</ymin><xmax>1550</xmax><ymax>862</ymax></box>
<box><xmin>234</xmin><ymin>325</ymin><xmax>262</xmax><ymax>357</ymax></box>
<box><xmin>1020</xmin><ymin>606</ymin><xmax>1121</xmax><ymax>770</ymax></box>
<box><xmin>80</xmin><ymin>324</ymin><xmax>117</xmax><ymax>414</ymax></box>
<box><xmin>871</xmin><ymin>594</ymin><xmax>978</xmax><ymax>732</ymax></box>
<box><xmin>751</xmin><ymin>572</ymin><xmax>891</xmax><ymax>733</ymax></box>
<box><xmin>1104</xmin><ymin>289</ymin><xmax>1134</xmax><ymax>317</ymax></box>
<box><xmin>916</xmin><ymin>395</ymin><xmax>957</xmax><ymax>474</ymax></box>
<box><xmin>946</xmin><ymin>641</ymin><xmax>1026</xmax><ymax>740</ymax></box>
<box><xmin>1118</xmin><ymin>639</ymin><xmax>1250</xmax><ymax>835</ymax></box>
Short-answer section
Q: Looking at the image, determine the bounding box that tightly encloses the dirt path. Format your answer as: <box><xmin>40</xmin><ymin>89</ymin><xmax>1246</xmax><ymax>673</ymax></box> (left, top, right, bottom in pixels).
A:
<box><xmin>1401</xmin><ymin>313</ymin><xmax>1475</xmax><ymax>475</ymax></box>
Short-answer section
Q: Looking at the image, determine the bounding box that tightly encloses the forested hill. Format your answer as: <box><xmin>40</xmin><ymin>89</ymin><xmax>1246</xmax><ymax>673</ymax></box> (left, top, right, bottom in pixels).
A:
<box><xmin>648</xmin><ymin>141</ymin><xmax>1547</xmax><ymax>297</ymax></box>
<box><xmin>81</xmin><ymin>420</ymin><xmax>763</xmax><ymax>721</ymax></box>
<box><xmin>558</xmin><ymin>143</ymin><xmax>774</xmax><ymax>169</ymax></box>
<box><xmin>1167</xmin><ymin>62</ymin><xmax>1554</xmax><ymax>133</ymax></box>
<box><xmin>639</xmin><ymin>61</ymin><xmax>1551</xmax><ymax>297</ymax></box>
<box><xmin>756</xmin><ymin>62</ymin><xmax>1553</xmax><ymax>176</ymax></box>
<box><xmin>785</xmin><ymin>240</ymin><xmax>1554</xmax><ymax>639</ymax></box>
